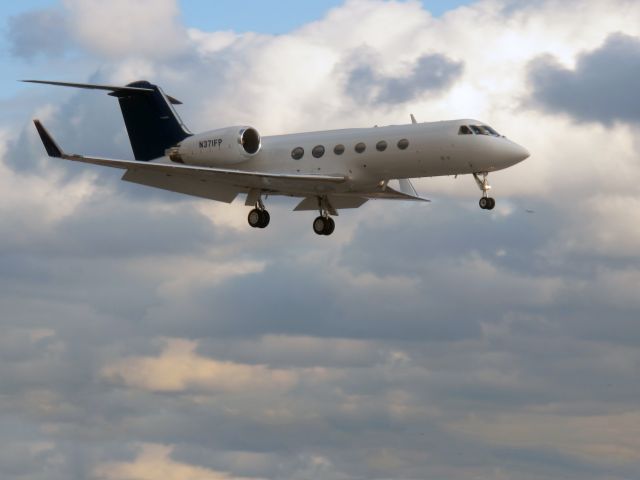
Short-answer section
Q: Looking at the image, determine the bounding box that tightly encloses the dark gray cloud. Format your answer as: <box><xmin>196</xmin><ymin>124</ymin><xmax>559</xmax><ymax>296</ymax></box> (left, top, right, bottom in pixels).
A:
<box><xmin>346</xmin><ymin>53</ymin><xmax>464</xmax><ymax>105</ymax></box>
<box><xmin>2</xmin><ymin>188</ymin><xmax>639</xmax><ymax>480</ymax></box>
<box><xmin>527</xmin><ymin>33</ymin><xmax>640</xmax><ymax>125</ymax></box>
<box><xmin>7</xmin><ymin>8</ymin><xmax>72</xmax><ymax>59</ymax></box>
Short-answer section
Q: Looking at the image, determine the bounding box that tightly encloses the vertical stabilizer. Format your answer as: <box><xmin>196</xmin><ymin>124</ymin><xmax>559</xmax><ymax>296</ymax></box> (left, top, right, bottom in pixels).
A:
<box><xmin>109</xmin><ymin>81</ymin><xmax>192</xmax><ymax>161</ymax></box>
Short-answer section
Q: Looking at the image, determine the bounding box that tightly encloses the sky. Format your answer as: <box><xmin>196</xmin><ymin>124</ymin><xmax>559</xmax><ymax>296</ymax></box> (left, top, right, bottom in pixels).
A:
<box><xmin>1</xmin><ymin>1</ymin><xmax>640</xmax><ymax>479</ymax></box>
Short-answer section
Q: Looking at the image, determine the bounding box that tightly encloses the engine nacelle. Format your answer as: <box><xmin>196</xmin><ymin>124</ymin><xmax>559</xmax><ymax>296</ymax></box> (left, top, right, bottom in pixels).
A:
<box><xmin>167</xmin><ymin>126</ymin><xmax>261</xmax><ymax>166</ymax></box>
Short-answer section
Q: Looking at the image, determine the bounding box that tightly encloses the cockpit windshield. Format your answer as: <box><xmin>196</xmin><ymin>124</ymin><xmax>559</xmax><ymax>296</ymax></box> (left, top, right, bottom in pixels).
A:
<box><xmin>458</xmin><ymin>124</ymin><xmax>501</xmax><ymax>137</ymax></box>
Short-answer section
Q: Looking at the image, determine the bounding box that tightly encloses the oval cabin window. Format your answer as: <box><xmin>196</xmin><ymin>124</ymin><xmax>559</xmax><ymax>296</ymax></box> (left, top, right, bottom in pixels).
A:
<box><xmin>291</xmin><ymin>147</ymin><xmax>304</xmax><ymax>160</ymax></box>
<box><xmin>312</xmin><ymin>145</ymin><xmax>325</xmax><ymax>158</ymax></box>
<box><xmin>397</xmin><ymin>138</ymin><xmax>409</xmax><ymax>150</ymax></box>
<box><xmin>376</xmin><ymin>140</ymin><xmax>388</xmax><ymax>152</ymax></box>
<box><xmin>334</xmin><ymin>144</ymin><xmax>345</xmax><ymax>155</ymax></box>
<box><xmin>355</xmin><ymin>142</ymin><xmax>366</xmax><ymax>154</ymax></box>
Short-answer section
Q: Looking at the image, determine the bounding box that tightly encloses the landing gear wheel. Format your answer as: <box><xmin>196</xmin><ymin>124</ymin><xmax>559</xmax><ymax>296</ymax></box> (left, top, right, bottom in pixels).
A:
<box><xmin>248</xmin><ymin>209</ymin><xmax>270</xmax><ymax>228</ymax></box>
<box><xmin>323</xmin><ymin>217</ymin><xmax>335</xmax><ymax>235</ymax></box>
<box><xmin>313</xmin><ymin>216</ymin><xmax>335</xmax><ymax>236</ymax></box>
<box><xmin>313</xmin><ymin>216</ymin><xmax>327</xmax><ymax>235</ymax></box>
<box><xmin>479</xmin><ymin>197</ymin><xmax>496</xmax><ymax>210</ymax></box>
<box><xmin>248</xmin><ymin>209</ymin><xmax>261</xmax><ymax>227</ymax></box>
<box><xmin>313</xmin><ymin>196</ymin><xmax>336</xmax><ymax>236</ymax></box>
<box><xmin>258</xmin><ymin>210</ymin><xmax>270</xmax><ymax>228</ymax></box>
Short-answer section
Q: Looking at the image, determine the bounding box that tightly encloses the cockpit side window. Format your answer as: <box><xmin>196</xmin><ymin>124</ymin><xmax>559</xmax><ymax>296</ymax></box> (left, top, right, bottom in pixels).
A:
<box><xmin>458</xmin><ymin>125</ymin><xmax>472</xmax><ymax>135</ymax></box>
<box><xmin>482</xmin><ymin>125</ymin><xmax>500</xmax><ymax>136</ymax></box>
<box><xmin>469</xmin><ymin>125</ymin><xmax>501</xmax><ymax>136</ymax></box>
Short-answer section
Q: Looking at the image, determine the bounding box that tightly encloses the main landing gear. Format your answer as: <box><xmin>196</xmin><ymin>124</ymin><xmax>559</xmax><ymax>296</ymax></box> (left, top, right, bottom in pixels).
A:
<box><xmin>247</xmin><ymin>197</ymin><xmax>270</xmax><ymax>228</ymax></box>
<box><xmin>246</xmin><ymin>193</ymin><xmax>336</xmax><ymax>235</ymax></box>
<box><xmin>313</xmin><ymin>196</ymin><xmax>336</xmax><ymax>236</ymax></box>
<box><xmin>473</xmin><ymin>172</ymin><xmax>496</xmax><ymax>210</ymax></box>
<box><xmin>313</xmin><ymin>215</ymin><xmax>335</xmax><ymax>236</ymax></box>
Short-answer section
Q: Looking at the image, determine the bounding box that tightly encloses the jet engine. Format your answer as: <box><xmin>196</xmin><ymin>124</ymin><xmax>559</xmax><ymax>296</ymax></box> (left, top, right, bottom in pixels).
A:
<box><xmin>167</xmin><ymin>126</ymin><xmax>261</xmax><ymax>166</ymax></box>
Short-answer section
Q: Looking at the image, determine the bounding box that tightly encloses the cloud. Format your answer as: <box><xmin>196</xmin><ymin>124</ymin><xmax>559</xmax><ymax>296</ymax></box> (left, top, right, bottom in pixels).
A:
<box><xmin>450</xmin><ymin>410</ymin><xmax>640</xmax><ymax>464</ymax></box>
<box><xmin>7</xmin><ymin>0</ymin><xmax>188</xmax><ymax>61</ymax></box>
<box><xmin>527</xmin><ymin>33</ymin><xmax>640</xmax><ymax>125</ymax></box>
<box><xmin>62</xmin><ymin>0</ymin><xmax>188</xmax><ymax>58</ymax></box>
<box><xmin>346</xmin><ymin>52</ymin><xmax>464</xmax><ymax>105</ymax></box>
<box><xmin>102</xmin><ymin>338</ymin><xmax>297</xmax><ymax>393</ymax></box>
<box><xmin>7</xmin><ymin>8</ymin><xmax>72</xmax><ymax>59</ymax></box>
<box><xmin>94</xmin><ymin>443</ymin><xmax>261</xmax><ymax>480</ymax></box>
<box><xmin>4</xmin><ymin>1</ymin><xmax>640</xmax><ymax>479</ymax></box>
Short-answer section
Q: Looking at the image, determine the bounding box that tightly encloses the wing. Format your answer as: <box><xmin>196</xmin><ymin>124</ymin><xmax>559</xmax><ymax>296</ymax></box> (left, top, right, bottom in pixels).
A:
<box><xmin>33</xmin><ymin>120</ymin><xmax>346</xmax><ymax>195</ymax></box>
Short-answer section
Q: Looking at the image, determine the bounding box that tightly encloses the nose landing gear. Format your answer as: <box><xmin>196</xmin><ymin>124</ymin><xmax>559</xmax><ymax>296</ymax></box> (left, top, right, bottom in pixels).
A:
<box><xmin>478</xmin><ymin>196</ymin><xmax>495</xmax><ymax>210</ymax></box>
<box><xmin>473</xmin><ymin>173</ymin><xmax>496</xmax><ymax>210</ymax></box>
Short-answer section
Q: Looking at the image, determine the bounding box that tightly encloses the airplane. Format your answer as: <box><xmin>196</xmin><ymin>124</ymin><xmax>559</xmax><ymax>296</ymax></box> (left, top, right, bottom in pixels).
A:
<box><xmin>26</xmin><ymin>79</ymin><xmax>530</xmax><ymax>236</ymax></box>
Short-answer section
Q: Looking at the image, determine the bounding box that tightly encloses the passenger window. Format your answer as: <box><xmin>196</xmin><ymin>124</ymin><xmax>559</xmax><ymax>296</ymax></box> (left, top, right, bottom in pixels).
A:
<box><xmin>397</xmin><ymin>138</ymin><xmax>409</xmax><ymax>150</ymax></box>
<box><xmin>458</xmin><ymin>125</ymin><xmax>472</xmax><ymax>135</ymax></box>
<box><xmin>334</xmin><ymin>144</ymin><xmax>345</xmax><ymax>155</ymax></box>
<box><xmin>376</xmin><ymin>140</ymin><xmax>388</xmax><ymax>152</ymax></box>
<box><xmin>470</xmin><ymin>125</ymin><xmax>483</xmax><ymax>135</ymax></box>
<box><xmin>355</xmin><ymin>142</ymin><xmax>366</xmax><ymax>153</ymax></box>
<box><xmin>291</xmin><ymin>147</ymin><xmax>304</xmax><ymax>160</ymax></box>
<box><xmin>312</xmin><ymin>145</ymin><xmax>325</xmax><ymax>158</ymax></box>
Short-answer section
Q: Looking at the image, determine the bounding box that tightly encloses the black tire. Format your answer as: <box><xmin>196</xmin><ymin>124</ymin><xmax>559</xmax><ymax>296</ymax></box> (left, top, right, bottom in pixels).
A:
<box><xmin>487</xmin><ymin>198</ymin><xmax>496</xmax><ymax>210</ymax></box>
<box><xmin>479</xmin><ymin>197</ymin><xmax>489</xmax><ymax>210</ymax></box>
<box><xmin>258</xmin><ymin>210</ymin><xmax>270</xmax><ymax>228</ymax></box>
<box><xmin>323</xmin><ymin>217</ymin><xmax>335</xmax><ymax>235</ymax></box>
<box><xmin>248</xmin><ymin>208</ymin><xmax>262</xmax><ymax>227</ymax></box>
<box><xmin>313</xmin><ymin>216</ymin><xmax>327</xmax><ymax>235</ymax></box>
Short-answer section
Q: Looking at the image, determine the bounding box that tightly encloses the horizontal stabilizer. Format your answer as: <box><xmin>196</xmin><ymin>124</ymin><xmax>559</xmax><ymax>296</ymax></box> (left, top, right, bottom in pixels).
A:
<box><xmin>22</xmin><ymin>79</ymin><xmax>183</xmax><ymax>104</ymax></box>
<box><xmin>33</xmin><ymin>120</ymin><xmax>63</xmax><ymax>158</ymax></box>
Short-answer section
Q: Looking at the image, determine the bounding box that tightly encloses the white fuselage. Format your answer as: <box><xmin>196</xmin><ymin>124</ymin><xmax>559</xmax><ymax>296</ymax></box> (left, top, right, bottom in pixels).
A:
<box><xmin>182</xmin><ymin>119</ymin><xmax>529</xmax><ymax>196</ymax></box>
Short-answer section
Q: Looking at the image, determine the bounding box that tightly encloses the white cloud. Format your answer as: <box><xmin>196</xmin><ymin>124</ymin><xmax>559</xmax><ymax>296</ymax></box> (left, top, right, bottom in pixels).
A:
<box><xmin>94</xmin><ymin>443</ymin><xmax>261</xmax><ymax>480</ymax></box>
<box><xmin>102</xmin><ymin>338</ymin><xmax>297</xmax><ymax>393</ymax></box>
<box><xmin>62</xmin><ymin>0</ymin><xmax>187</xmax><ymax>58</ymax></box>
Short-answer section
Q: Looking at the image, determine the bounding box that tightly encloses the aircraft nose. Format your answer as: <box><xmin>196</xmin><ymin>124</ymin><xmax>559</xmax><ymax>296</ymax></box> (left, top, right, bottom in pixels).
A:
<box><xmin>514</xmin><ymin>143</ymin><xmax>530</xmax><ymax>162</ymax></box>
<box><xmin>503</xmin><ymin>140</ymin><xmax>530</xmax><ymax>165</ymax></box>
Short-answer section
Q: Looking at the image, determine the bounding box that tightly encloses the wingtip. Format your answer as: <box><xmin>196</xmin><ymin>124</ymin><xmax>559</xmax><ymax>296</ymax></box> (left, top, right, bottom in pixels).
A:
<box><xmin>33</xmin><ymin>119</ymin><xmax>63</xmax><ymax>158</ymax></box>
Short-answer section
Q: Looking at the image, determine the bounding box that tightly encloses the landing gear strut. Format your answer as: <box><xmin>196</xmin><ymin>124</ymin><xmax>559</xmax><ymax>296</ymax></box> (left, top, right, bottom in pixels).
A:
<box><xmin>473</xmin><ymin>173</ymin><xmax>496</xmax><ymax>210</ymax></box>
<box><xmin>313</xmin><ymin>196</ymin><xmax>335</xmax><ymax>236</ymax></box>
<box><xmin>247</xmin><ymin>196</ymin><xmax>270</xmax><ymax>228</ymax></box>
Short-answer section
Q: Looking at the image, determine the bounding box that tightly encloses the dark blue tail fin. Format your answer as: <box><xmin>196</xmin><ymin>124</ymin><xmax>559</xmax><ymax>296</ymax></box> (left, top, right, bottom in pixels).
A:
<box><xmin>109</xmin><ymin>81</ymin><xmax>192</xmax><ymax>161</ymax></box>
